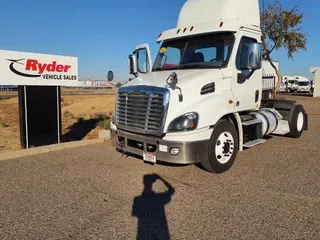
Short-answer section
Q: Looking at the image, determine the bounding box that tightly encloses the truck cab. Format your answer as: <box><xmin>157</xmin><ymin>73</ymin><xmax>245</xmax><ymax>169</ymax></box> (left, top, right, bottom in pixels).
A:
<box><xmin>295</xmin><ymin>76</ymin><xmax>311</xmax><ymax>93</ymax></box>
<box><xmin>110</xmin><ymin>0</ymin><xmax>308</xmax><ymax>173</ymax></box>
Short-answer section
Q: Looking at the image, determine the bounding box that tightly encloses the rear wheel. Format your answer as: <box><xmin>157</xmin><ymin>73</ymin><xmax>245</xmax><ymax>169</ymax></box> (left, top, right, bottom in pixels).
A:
<box><xmin>201</xmin><ymin>120</ymin><xmax>239</xmax><ymax>173</ymax></box>
<box><xmin>287</xmin><ymin>105</ymin><xmax>305</xmax><ymax>138</ymax></box>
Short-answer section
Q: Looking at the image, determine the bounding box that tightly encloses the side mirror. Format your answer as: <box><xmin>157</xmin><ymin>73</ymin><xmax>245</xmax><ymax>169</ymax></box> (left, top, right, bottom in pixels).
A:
<box><xmin>237</xmin><ymin>43</ymin><xmax>262</xmax><ymax>84</ymax></box>
<box><xmin>128</xmin><ymin>54</ymin><xmax>138</xmax><ymax>75</ymax></box>
<box><xmin>107</xmin><ymin>70</ymin><xmax>114</xmax><ymax>82</ymax></box>
<box><xmin>248</xmin><ymin>43</ymin><xmax>263</xmax><ymax>70</ymax></box>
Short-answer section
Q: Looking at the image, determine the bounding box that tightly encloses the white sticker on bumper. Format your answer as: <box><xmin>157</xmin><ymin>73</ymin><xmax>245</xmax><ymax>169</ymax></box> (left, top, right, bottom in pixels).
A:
<box><xmin>159</xmin><ymin>145</ymin><xmax>168</xmax><ymax>152</ymax></box>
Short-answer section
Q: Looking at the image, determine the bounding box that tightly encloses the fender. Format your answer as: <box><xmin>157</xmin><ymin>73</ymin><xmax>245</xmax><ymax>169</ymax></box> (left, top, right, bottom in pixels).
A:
<box><xmin>211</xmin><ymin>113</ymin><xmax>243</xmax><ymax>151</ymax></box>
<box><xmin>232</xmin><ymin>113</ymin><xmax>243</xmax><ymax>151</ymax></box>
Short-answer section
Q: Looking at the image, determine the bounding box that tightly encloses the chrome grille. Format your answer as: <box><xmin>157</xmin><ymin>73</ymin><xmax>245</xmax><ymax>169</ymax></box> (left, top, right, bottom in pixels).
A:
<box><xmin>116</xmin><ymin>86</ymin><xmax>169</xmax><ymax>136</ymax></box>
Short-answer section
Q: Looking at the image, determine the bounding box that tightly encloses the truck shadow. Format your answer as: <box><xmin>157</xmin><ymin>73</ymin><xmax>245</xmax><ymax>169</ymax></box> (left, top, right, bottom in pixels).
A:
<box><xmin>62</xmin><ymin>119</ymin><xmax>98</xmax><ymax>141</ymax></box>
<box><xmin>62</xmin><ymin>118</ymin><xmax>102</xmax><ymax>142</ymax></box>
<box><xmin>132</xmin><ymin>174</ymin><xmax>175</xmax><ymax>240</ymax></box>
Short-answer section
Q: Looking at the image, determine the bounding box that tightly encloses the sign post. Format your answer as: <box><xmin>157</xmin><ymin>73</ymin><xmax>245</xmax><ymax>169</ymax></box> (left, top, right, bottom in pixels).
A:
<box><xmin>18</xmin><ymin>86</ymin><xmax>62</xmax><ymax>148</ymax></box>
<box><xmin>0</xmin><ymin>50</ymin><xmax>78</xmax><ymax>148</ymax></box>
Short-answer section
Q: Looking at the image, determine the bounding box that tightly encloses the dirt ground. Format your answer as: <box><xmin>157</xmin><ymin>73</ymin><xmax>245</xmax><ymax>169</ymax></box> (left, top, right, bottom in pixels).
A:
<box><xmin>0</xmin><ymin>97</ymin><xmax>20</xmax><ymax>152</ymax></box>
<box><xmin>0</xmin><ymin>94</ymin><xmax>116</xmax><ymax>153</ymax></box>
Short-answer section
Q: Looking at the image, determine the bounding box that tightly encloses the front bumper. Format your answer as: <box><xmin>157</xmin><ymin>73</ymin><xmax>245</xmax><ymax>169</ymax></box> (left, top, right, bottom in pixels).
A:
<box><xmin>110</xmin><ymin>129</ymin><xmax>209</xmax><ymax>165</ymax></box>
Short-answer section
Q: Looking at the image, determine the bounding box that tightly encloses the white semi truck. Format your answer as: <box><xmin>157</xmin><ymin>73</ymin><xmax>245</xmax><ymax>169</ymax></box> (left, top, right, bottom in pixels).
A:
<box><xmin>283</xmin><ymin>76</ymin><xmax>311</xmax><ymax>93</ymax></box>
<box><xmin>109</xmin><ymin>0</ymin><xmax>308</xmax><ymax>173</ymax></box>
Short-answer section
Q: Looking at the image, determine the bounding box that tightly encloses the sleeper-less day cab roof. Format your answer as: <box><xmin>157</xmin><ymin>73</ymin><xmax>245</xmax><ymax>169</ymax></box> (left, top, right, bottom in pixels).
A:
<box><xmin>157</xmin><ymin>0</ymin><xmax>261</xmax><ymax>42</ymax></box>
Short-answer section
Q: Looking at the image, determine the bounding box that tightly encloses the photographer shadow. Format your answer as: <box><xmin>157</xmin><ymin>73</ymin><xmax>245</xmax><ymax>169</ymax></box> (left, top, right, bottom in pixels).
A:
<box><xmin>132</xmin><ymin>174</ymin><xmax>175</xmax><ymax>240</ymax></box>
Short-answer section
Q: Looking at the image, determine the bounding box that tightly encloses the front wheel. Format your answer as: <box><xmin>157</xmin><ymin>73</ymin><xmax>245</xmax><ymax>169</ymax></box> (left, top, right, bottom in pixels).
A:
<box><xmin>201</xmin><ymin>120</ymin><xmax>239</xmax><ymax>173</ymax></box>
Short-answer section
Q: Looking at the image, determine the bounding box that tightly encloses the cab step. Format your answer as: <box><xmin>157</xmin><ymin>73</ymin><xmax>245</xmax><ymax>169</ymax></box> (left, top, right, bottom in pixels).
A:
<box><xmin>242</xmin><ymin>118</ymin><xmax>262</xmax><ymax>126</ymax></box>
<box><xmin>243</xmin><ymin>139</ymin><xmax>266</xmax><ymax>148</ymax></box>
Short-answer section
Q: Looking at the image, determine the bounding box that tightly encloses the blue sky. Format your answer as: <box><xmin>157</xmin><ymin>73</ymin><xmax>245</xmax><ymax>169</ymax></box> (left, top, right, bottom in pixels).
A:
<box><xmin>0</xmin><ymin>0</ymin><xmax>319</xmax><ymax>81</ymax></box>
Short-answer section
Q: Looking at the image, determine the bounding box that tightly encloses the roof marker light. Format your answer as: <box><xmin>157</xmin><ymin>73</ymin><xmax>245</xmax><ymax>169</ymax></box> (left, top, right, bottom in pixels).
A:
<box><xmin>177</xmin><ymin>29</ymin><xmax>181</xmax><ymax>34</ymax></box>
<box><xmin>183</xmin><ymin>28</ymin><xmax>187</xmax><ymax>33</ymax></box>
<box><xmin>220</xmin><ymin>22</ymin><xmax>224</xmax><ymax>27</ymax></box>
<box><xmin>190</xmin><ymin>26</ymin><xmax>194</xmax><ymax>31</ymax></box>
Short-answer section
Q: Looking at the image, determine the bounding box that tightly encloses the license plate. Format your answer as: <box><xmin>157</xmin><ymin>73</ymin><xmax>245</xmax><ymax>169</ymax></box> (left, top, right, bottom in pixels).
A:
<box><xmin>143</xmin><ymin>152</ymin><xmax>156</xmax><ymax>163</ymax></box>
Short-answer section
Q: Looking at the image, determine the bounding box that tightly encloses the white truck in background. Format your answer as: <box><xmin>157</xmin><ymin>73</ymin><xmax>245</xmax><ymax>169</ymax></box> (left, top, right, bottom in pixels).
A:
<box><xmin>283</xmin><ymin>76</ymin><xmax>311</xmax><ymax>93</ymax></box>
<box><xmin>296</xmin><ymin>77</ymin><xmax>311</xmax><ymax>93</ymax></box>
<box><xmin>108</xmin><ymin>0</ymin><xmax>308</xmax><ymax>173</ymax></box>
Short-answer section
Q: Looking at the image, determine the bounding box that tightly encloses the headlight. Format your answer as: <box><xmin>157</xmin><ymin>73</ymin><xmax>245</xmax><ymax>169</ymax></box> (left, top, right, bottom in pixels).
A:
<box><xmin>168</xmin><ymin>112</ymin><xmax>199</xmax><ymax>132</ymax></box>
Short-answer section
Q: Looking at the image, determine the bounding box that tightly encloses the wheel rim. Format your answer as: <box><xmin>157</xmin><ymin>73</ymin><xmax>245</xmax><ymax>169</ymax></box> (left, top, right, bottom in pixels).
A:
<box><xmin>215</xmin><ymin>132</ymin><xmax>234</xmax><ymax>164</ymax></box>
<box><xmin>297</xmin><ymin>112</ymin><xmax>304</xmax><ymax>132</ymax></box>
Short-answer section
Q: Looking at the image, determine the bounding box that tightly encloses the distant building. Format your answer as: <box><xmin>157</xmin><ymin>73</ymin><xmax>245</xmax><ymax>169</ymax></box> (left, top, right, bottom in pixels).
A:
<box><xmin>76</xmin><ymin>80</ymin><xmax>116</xmax><ymax>89</ymax></box>
<box><xmin>0</xmin><ymin>85</ymin><xmax>18</xmax><ymax>91</ymax></box>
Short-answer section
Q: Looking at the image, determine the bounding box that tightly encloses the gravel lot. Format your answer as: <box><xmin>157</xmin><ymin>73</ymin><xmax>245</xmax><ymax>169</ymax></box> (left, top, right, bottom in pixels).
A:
<box><xmin>0</xmin><ymin>96</ymin><xmax>320</xmax><ymax>240</ymax></box>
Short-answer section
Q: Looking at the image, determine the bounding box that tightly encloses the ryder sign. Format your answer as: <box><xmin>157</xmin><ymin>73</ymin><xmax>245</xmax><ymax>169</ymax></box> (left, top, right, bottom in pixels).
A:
<box><xmin>0</xmin><ymin>50</ymin><xmax>78</xmax><ymax>86</ymax></box>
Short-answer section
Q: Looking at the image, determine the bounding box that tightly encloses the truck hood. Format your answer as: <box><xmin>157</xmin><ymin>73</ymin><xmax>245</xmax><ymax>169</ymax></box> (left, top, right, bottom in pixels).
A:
<box><xmin>119</xmin><ymin>69</ymin><xmax>233</xmax><ymax>132</ymax></box>
<box><xmin>123</xmin><ymin>70</ymin><xmax>223</xmax><ymax>91</ymax></box>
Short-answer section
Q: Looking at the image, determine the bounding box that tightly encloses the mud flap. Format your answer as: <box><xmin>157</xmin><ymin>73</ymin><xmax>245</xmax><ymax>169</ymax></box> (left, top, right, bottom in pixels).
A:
<box><xmin>272</xmin><ymin>100</ymin><xmax>296</xmax><ymax>123</ymax></box>
<box><xmin>304</xmin><ymin>112</ymin><xmax>308</xmax><ymax>131</ymax></box>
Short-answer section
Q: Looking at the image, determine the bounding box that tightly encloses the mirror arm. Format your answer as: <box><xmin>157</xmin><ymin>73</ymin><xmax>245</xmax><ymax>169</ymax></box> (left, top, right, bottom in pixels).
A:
<box><xmin>176</xmin><ymin>86</ymin><xmax>183</xmax><ymax>102</ymax></box>
<box><xmin>166</xmin><ymin>73</ymin><xmax>183</xmax><ymax>102</ymax></box>
<box><xmin>237</xmin><ymin>69</ymin><xmax>256</xmax><ymax>84</ymax></box>
<box><xmin>246</xmin><ymin>69</ymin><xmax>256</xmax><ymax>79</ymax></box>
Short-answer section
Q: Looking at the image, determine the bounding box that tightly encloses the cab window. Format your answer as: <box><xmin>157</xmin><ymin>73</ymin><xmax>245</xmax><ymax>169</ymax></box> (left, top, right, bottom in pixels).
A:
<box><xmin>195</xmin><ymin>47</ymin><xmax>217</xmax><ymax>62</ymax></box>
<box><xmin>160</xmin><ymin>47</ymin><xmax>181</xmax><ymax>69</ymax></box>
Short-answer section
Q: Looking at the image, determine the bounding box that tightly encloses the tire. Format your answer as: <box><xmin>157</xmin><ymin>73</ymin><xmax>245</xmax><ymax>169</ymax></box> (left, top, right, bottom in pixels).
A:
<box><xmin>201</xmin><ymin>120</ymin><xmax>239</xmax><ymax>173</ymax></box>
<box><xmin>287</xmin><ymin>105</ymin><xmax>305</xmax><ymax>138</ymax></box>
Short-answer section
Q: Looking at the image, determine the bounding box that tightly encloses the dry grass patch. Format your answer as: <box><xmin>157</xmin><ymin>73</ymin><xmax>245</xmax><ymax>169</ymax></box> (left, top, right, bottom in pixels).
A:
<box><xmin>0</xmin><ymin>94</ymin><xmax>116</xmax><ymax>152</ymax></box>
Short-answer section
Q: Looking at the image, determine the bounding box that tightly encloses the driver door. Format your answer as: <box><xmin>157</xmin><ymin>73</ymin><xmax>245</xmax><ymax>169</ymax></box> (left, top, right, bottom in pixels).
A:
<box><xmin>231</xmin><ymin>33</ymin><xmax>262</xmax><ymax>111</ymax></box>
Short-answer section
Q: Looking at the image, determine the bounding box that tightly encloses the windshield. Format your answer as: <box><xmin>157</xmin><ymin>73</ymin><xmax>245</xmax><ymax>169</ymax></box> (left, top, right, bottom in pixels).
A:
<box><xmin>298</xmin><ymin>82</ymin><xmax>310</xmax><ymax>86</ymax></box>
<box><xmin>153</xmin><ymin>32</ymin><xmax>234</xmax><ymax>71</ymax></box>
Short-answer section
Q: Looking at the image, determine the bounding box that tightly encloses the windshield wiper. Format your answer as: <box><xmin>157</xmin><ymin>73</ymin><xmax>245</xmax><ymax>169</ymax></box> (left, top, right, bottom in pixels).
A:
<box><xmin>152</xmin><ymin>67</ymin><xmax>164</xmax><ymax>72</ymax></box>
<box><xmin>177</xmin><ymin>64</ymin><xmax>205</xmax><ymax>69</ymax></box>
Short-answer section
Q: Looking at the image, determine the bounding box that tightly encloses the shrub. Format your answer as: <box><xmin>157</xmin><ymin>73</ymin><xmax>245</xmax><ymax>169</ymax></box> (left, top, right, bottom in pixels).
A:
<box><xmin>96</xmin><ymin>120</ymin><xmax>104</xmax><ymax>129</ymax></box>
<box><xmin>95</xmin><ymin>112</ymin><xmax>108</xmax><ymax>120</ymax></box>
<box><xmin>63</xmin><ymin>110</ymin><xmax>74</xmax><ymax>119</ymax></box>
<box><xmin>96</xmin><ymin>119</ymin><xmax>111</xmax><ymax>130</ymax></box>
<box><xmin>0</xmin><ymin>122</ymin><xmax>9</xmax><ymax>128</ymax></box>
<box><xmin>104</xmin><ymin>119</ymin><xmax>111</xmax><ymax>130</ymax></box>
<box><xmin>63</xmin><ymin>110</ymin><xmax>70</xmax><ymax>117</ymax></box>
<box><xmin>77</xmin><ymin>116</ymin><xmax>85</xmax><ymax>123</ymax></box>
